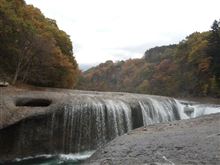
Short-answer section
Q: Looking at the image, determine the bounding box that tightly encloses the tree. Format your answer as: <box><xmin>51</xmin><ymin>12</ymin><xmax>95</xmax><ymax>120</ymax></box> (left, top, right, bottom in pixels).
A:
<box><xmin>78</xmin><ymin>20</ymin><xmax>220</xmax><ymax>97</ymax></box>
<box><xmin>208</xmin><ymin>20</ymin><xmax>220</xmax><ymax>88</ymax></box>
<box><xmin>0</xmin><ymin>0</ymin><xmax>79</xmax><ymax>88</ymax></box>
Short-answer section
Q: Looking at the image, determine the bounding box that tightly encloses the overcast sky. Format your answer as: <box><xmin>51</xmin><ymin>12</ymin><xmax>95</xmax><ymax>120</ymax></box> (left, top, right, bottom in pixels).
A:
<box><xmin>25</xmin><ymin>0</ymin><xmax>220</xmax><ymax>70</ymax></box>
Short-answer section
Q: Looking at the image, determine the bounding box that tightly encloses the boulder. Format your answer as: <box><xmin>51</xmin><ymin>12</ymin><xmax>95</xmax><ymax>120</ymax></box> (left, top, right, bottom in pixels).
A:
<box><xmin>0</xmin><ymin>81</ymin><xmax>9</xmax><ymax>87</ymax></box>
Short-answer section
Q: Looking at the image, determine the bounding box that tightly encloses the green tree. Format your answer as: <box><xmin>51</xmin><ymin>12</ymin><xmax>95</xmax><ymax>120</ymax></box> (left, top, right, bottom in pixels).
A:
<box><xmin>208</xmin><ymin>20</ymin><xmax>220</xmax><ymax>88</ymax></box>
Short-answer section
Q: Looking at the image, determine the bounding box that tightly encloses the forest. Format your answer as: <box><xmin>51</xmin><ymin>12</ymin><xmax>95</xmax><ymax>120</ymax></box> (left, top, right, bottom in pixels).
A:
<box><xmin>0</xmin><ymin>0</ymin><xmax>79</xmax><ymax>88</ymax></box>
<box><xmin>1</xmin><ymin>0</ymin><xmax>219</xmax><ymax>98</ymax></box>
<box><xmin>78</xmin><ymin>20</ymin><xmax>220</xmax><ymax>97</ymax></box>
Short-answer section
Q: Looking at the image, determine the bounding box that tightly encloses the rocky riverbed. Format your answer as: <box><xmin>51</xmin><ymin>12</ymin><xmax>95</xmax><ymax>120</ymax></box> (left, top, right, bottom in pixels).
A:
<box><xmin>0</xmin><ymin>87</ymin><xmax>220</xmax><ymax>164</ymax></box>
<box><xmin>85</xmin><ymin>112</ymin><xmax>220</xmax><ymax>165</ymax></box>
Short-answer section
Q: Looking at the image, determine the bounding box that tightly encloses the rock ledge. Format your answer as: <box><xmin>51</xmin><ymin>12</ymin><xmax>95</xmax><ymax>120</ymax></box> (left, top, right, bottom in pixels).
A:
<box><xmin>85</xmin><ymin>113</ymin><xmax>220</xmax><ymax>165</ymax></box>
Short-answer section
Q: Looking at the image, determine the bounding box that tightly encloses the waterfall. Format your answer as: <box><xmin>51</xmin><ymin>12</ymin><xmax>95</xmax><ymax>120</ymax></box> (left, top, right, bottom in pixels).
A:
<box><xmin>48</xmin><ymin>94</ymin><xmax>183</xmax><ymax>154</ymax></box>
<box><xmin>55</xmin><ymin>95</ymin><xmax>133</xmax><ymax>153</ymax></box>
<box><xmin>139</xmin><ymin>98</ymin><xmax>180</xmax><ymax>126</ymax></box>
<box><xmin>174</xmin><ymin>100</ymin><xmax>220</xmax><ymax>118</ymax></box>
<box><xmin>1</xmin><ymin>92</ymin><xmax>219</xmax><ymax>160</ymax></box>
<box><xmin>49</xmin><ymin>94</ymin><xmax>220</xmax><ymax>154</ymax></box>
<box><xmin>193</xmin><ymin>104</ymin><xmax>220</xmax><ymax>117</ymax></box>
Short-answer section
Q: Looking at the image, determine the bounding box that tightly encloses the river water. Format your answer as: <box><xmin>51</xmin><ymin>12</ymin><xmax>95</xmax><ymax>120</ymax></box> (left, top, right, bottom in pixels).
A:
<box><xmin>1</xmin><ymin>151</ymin><xmax>95</xmax><ymax>165</ymax></box>
<box><xmin>1</xmin><ymin>93</ymin><xmax>220</xmax><ymax>164</ymax></box>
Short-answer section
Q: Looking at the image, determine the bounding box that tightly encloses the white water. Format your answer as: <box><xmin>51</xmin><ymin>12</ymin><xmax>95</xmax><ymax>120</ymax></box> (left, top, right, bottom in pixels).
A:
<box><xmin>58</xmin><ymin>150</ymin><xmax>95</xmax><ymax>161</ymax></box>
<box><xmin>59</xmin><ymin>96</ymin><xmax>133</xmax><ymax>153</ymax></box>
<box><xmin>139</xmin><ymin>98</ymin><xmax>178</xmax><ymax>126</ymax></box>
<box><xmin>13</xmin><ymin>150</ymin><xmax>95</xmax><ymax>164</ymax></box>
<box><xmin>174</xmin><ymin>100</ymin><xmax>191</xmax><ymax>119</ymax></box>
<box><xmin>9</xmin><ymin>93</ymin><xmax>220</xmax><ymax>163</ymax></box>
<box><xmin>176</xmin><ymin>101</ymin><xmax>220</xmax><ymax>118</ymax></box>
<box><xmin>57</xmin><ymin>94</ymin><xmax>220</xmax><ymax>153</ymax></box>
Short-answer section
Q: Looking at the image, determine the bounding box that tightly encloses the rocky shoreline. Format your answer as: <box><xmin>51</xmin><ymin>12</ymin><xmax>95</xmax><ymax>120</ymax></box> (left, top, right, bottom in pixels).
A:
<box><xmin>0</xmin><ymin>87</ymin><xmax>220</xmax><ymax>164</ymax></box>
<box><xmin>85</xmin><ymin>113</ymin><xmax>220</xmax><ymax>165</ymax></box>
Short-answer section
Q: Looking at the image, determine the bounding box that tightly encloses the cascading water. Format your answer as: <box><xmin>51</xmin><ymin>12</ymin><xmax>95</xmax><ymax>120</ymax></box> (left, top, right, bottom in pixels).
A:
<box><xmin>138</xmin><ymin>98</ymin><xmax>180</xmax><ymax>126</ymax></box>
<box><xmin>50</xmin><ymin>95</ymin><xmax>134</xmax><ymax>154</ymax></box>
<box><xmin>0</xmin><ymin>92</ymin><xmax>220</xmax><ymax>164</ymax></box>
<box><xmin>175</xmin><ymin>100</ymin><xmax>220</xmax><ymax>118</ymax></box>
<box><xmin>48</xmin><ymin>94</ymin><xmax>220</xmax><ymax>154</ymax></box>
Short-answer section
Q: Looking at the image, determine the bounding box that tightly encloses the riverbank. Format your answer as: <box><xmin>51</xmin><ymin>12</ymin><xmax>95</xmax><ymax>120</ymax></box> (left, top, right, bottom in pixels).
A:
<box><xmin>0</xmin><ymin>86</ymin><xmax>220</xmax><ymax>163</ymax></box>
<box><xmin>85</xmin><ymin>112</ymin><xmax>220</xmax><ymax>165</ymax></box>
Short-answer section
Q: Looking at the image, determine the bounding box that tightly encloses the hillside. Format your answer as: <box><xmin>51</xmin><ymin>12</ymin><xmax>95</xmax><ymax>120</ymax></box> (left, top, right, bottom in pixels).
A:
<box><xmin>0</xmin><ymin>0</ymin><xmax>79</xmax><ymax>88</ymax></box>
<box><xmin>77</xmin><ymin>20</ymin><xmax>220</xmax><ymax>97</ymax></box>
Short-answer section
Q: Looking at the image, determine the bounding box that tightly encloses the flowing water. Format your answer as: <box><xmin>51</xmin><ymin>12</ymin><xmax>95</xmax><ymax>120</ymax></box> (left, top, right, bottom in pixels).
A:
<box><xmin>1</xmin><ymin>93</ymin><xmax>220</xmax><ymax>164</ymax></box>
<box><xmin>2</xmin><ymin>151</ymin><xmax>95</xmax><ymax>165</ymax></box>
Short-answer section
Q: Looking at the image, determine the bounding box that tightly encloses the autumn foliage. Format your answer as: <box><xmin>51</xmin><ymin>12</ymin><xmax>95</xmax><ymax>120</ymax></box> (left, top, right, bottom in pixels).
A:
<box><xmin>78</xmin><ymin>20</ymin><xmax>220</xmax><ymax>97</ymax></box>
<box><xmin>0</xmin><ymin>0</ymin><xmax>79</xmax><ymax>88</ymax></box>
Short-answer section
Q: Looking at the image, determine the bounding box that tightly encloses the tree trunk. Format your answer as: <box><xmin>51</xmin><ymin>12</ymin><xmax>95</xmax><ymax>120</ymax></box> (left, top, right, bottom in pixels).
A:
<box><xmin>12</xmin><ymin>69</ymin><xmax>19</xmax><ymax>85</ymax></box>
<box><xmin>12</xmin><ymin>60</ymin><xmax>21</xmax><ymax>85</ymax></box>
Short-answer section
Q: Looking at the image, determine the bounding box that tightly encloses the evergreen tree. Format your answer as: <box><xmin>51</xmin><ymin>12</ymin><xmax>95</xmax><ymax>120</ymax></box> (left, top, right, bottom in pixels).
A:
<box><xmin>208</xmin><ymin>20</ymin><xmax>220</xmax><ymax>88</ymax></box>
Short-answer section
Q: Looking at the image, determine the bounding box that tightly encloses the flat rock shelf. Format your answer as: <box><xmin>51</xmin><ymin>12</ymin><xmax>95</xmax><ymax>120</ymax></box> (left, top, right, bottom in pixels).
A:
<box><xmin>85</xmin><ymin>113</ymin><xmax>220</xmax><ymax>165</ymax></box>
